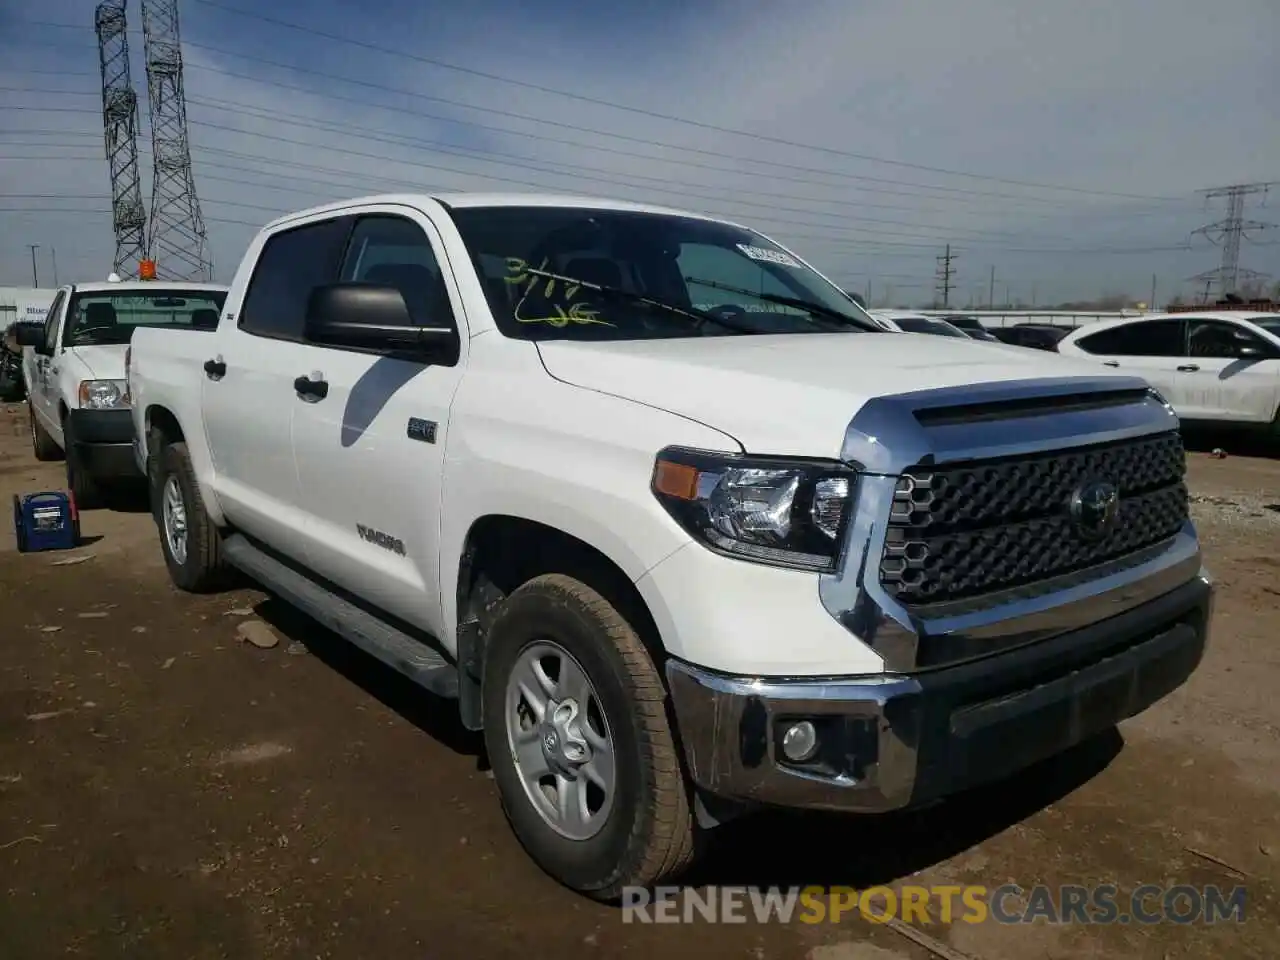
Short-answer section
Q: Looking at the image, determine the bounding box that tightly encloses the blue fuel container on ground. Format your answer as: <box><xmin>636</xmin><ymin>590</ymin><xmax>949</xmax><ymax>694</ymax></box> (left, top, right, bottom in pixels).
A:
<box><xmin>12</xmin><ymin>491</ymin><xmax>80</xmax><ymax>553</ymax></box>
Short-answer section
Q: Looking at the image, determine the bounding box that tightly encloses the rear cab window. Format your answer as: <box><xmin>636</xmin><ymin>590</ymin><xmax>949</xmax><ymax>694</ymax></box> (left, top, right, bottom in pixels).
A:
<box><xmin>62</xmin><ymin>289</ymin><xmax>228</xmax><ymax>347</ymax></box>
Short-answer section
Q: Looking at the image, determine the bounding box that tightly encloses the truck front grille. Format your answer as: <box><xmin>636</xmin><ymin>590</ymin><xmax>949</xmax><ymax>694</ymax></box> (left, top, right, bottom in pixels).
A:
<box><xmin>879</xmin><ymin>430</ymin><xmax>1188</xmax><ymax>606</ymax></box>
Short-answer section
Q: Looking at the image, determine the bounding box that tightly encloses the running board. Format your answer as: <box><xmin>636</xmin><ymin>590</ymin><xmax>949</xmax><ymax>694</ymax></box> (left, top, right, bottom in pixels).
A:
<box><xmin>222</xmin><ymin>534</ymin><xmax>459</xmax><ymax>699</ymax></box>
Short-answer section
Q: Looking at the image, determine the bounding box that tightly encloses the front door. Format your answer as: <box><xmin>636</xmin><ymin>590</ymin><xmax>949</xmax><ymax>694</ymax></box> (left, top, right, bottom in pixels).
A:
<box><xmin>1179</xmin><ymin>318</ymin><xmax>1280</xmax><ymax>423</ymax></box>
<box><xmin>289</xmin><ymin>209</ymin><xmax>467</xmax><ymax>638</ymax></box>
<box><xmin>28</xmin><ymin>289</ymin><xmax>66</xmax><ymax>439</ymax></box>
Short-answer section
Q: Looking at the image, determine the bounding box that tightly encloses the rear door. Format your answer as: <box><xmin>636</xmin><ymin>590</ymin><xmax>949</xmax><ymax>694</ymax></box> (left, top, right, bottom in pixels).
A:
<box><xmin>288</xmin><ymin>207</ymin><xmax>468</xmax><ymax>636</ymax></box>
<box><xmin>200</xmin><ymin>215</ymin><xmax>353</xmax><ymax>562</ymax></box>
<box><xmin>1181</xmin><ymin>318</ymin><xmax>1280</xmax><ymax>422</ymax></box>
<box><xmin>1067</xmin><ymin>318</ymin><xmax>1187</xmax><ymax>407</ymax></box>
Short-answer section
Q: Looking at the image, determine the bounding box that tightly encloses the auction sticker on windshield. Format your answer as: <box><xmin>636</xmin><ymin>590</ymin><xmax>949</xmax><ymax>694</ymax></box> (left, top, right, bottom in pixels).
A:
<box><xmin>736</xmin><ymin>244</ymin><xmax>801</xmax><ymax>268</ymax></box>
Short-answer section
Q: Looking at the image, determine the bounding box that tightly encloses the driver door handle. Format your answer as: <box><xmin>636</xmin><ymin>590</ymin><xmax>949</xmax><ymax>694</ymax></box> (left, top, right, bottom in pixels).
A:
<box><xmin>1102</xmin><ymin>360</ymin><xmax>1119</xmax><ymax>367</ymax></box>
<box><xmin>294</xmin><ymin>374</ymin><xmax>329</xmax><ymax>401</ymax></box>
<box><xmin>1177</xmin><ymin>364</ymin><xmax>1199</xmax><ymax>372</ymax></box>
<box><xmin>203</xmin><ymin>358</ymin><xmax>226</xmax><ymax>379</ymax></box>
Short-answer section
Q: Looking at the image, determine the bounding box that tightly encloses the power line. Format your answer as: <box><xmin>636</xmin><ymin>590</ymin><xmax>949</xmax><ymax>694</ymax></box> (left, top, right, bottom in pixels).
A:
<box><xmin>0</xmin><ymin>83</ymin><xmax>1200</xmax><ymax>229</ymax></box>
<box><xmin>12</xmin><ymin>24</ymin><xmax>1196</xmax><ymax>208</ymax></box>
<box><xmin>187</xmin><ymin>0</ymin><xmax>1182</xmax><ymax>202</ymax></box>
<box><xmin>0</xmin><ymin>102</ymin><xmax>1206</xmax><ymax>252</ymax></box>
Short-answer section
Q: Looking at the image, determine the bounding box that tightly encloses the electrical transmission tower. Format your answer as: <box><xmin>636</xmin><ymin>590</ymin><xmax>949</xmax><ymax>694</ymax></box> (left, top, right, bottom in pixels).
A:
<box><xmin>1189</xmin><ymin>182</ymin><xmax>1274</xmax><ymax>299</ymax></box>
<box><xmin>95</xmin><ymin>1</ymin><xmax>148</xmax><ymax>280</ymax></box>
<box><xmin>935</xmin><ymin>244</ymin><xmax>957</xmax><ymax>307</ymax></box>
<box><xmin>141</xmin><ymin>0</ymin><xmax>212</xmax><ymax>281</ymax></box>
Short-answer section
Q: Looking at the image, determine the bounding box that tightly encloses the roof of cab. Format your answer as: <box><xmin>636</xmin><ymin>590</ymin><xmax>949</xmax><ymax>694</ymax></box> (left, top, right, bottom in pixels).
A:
<box><xmin>70</xmin><ymin>280</ymin><xmax>229</xmax><ymax>294</ymax></box>
<box><xmin>262</xmin><ymin>192</ymin><xmax>748</xmax><ymax>232</ymax></box>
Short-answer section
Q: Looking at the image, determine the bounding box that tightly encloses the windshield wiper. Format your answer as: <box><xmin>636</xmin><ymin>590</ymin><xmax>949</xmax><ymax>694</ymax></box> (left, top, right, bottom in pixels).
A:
<box><xmin>681</xmin><ymin>276</ymin><xmax>880</xmax><ymax>331</ymax></box>
<box><xmin>516</xmin><ymin>266</ymin><xmax>754</xmax><ymax>335</ymax></box>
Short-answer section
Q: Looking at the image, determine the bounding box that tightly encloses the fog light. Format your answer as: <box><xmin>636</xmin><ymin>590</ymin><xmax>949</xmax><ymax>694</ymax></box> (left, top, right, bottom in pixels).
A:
<box><xmin>780</xmin><ymin>721</ymin><xmax>818</xmax><ymax>762</ymax></box>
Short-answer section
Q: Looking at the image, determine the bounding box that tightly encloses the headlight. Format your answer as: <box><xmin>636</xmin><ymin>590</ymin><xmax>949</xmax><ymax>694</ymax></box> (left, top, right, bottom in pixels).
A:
<box><xmin>78</xmin><ymin>379</ymin><xmax>129</xmax><ymax>410</ymax></box>
<box><xmin>651</xmin><ymin>447</ymin><xmax>856</xmax><ymax>572</ymax></box>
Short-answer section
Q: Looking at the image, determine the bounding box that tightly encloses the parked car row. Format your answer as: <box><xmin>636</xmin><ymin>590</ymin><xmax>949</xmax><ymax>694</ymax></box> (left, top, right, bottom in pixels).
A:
<box><xmin>9</xmin><ymin>193</ymin><xmax>1212</xmax><ymax>900</ymax></box>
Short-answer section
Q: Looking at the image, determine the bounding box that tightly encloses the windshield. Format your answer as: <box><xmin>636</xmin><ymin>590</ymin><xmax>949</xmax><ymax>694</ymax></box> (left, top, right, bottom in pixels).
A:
<box><xmin>895</xmin><ymin>316</ymin><xmax>970</xmax><ymax>338</ymax></box>
<box><xmin>445</xmin><ymin>205</ymin><xmax>879</xmax><ymax>340</ymax></box>
<box><xmin>63</xmin><ymin>289</ymin><xmax>227</xmax><ymax>347</ymax></box>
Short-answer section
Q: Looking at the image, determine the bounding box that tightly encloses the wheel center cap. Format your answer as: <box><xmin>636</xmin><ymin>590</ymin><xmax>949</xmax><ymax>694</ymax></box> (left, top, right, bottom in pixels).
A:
<box><xmin>539</xmin><ymin>699</ymin><xmax>590</xmax><ymax>773</ymax></box>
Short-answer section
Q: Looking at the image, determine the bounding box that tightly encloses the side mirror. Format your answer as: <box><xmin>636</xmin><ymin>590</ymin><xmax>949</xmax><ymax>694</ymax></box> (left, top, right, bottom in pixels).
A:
<box><xmin>1235</xmin><ymin>343</ymin><xmax>1267</xmax><ymax>359</ymax></box>
<box><xmin>14</xmin><ymin>322</ymin><xmax>47</xmax><ymax>351</ymax></box>
<box><xmin>303</xmin><ymin>283</ymin><xmax>458</xmax><ymax>360</ymax></box>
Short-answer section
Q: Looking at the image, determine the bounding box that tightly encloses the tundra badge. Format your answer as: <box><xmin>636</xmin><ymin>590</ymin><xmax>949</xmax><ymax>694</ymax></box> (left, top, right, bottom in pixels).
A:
<box><xmin>357</xmin><ymin>524</ymin><xmax>407</xmax><ymax>556</ymax></box>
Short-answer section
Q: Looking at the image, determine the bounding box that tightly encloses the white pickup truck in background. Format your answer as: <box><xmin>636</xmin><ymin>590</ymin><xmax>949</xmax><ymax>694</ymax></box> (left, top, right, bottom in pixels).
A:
<box><xmin>13</xmin><ymin>278</ymin><xmax>227</xmax><ymax>507</ymax></box>
<box><xmin>125</xmin><ymin>193</ymin><xmax>1212</xmax><ymax>899</ymax></box>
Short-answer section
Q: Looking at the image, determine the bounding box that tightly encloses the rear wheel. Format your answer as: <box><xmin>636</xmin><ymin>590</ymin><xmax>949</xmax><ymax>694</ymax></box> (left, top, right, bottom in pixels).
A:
<box><xmin>482</xmin><ymin>574</ymin><xmax>697</xmax><ymax>900</ymax></box>
<box><xmin>153</xmin><ymin>439</ymin><xmax>228</xmax><ymax>592</ymax></box>
<box><xmin>29</xmin><ymin>403</ymin><xmax>62</xmax><ymax>462</ymax></box>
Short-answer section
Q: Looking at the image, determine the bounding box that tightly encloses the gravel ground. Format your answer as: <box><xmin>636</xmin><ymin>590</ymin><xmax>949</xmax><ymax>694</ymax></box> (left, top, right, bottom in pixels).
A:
<box><xmin>1</xmin><ymin>401</ymin><xmax>1278</xmax><ymax>960</ymax></box>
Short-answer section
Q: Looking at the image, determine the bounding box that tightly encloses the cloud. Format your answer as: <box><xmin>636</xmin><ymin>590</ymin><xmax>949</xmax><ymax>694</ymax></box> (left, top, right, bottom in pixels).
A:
<box><xmin>1</xmin><ymin>0</ymin><xmax>1277</xmax><ymax>306</ymax></box>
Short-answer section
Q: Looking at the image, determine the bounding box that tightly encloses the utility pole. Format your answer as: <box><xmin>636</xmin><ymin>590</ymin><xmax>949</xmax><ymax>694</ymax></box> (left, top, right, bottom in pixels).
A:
<box><xmin>934</xmin><ymin>244</ymin><xmax>956</xmax><ymax>308</ymax></box>
<box><xmin>1149</xmin><ymin>274</ymin><xmax>1157</xmax><ymax>311</ymax></box>
<box><xmin>1189</xmin><ymin>182</ymin><xmax>1274</xmax><ymax>298</ymax></box>
<box><xmin>988</xmin><ymin>265</ymin><xmax>995</xmax><ymax>308</ymax></box>
<box><xmin>51</xmin><ymin>248</ymin><xmax>58</xmax><ymax>286</ymax></box>
<box><xmin>27</xmin><ymin>244</ymin><xmax>39</xmax><ymax>286</ymax></box>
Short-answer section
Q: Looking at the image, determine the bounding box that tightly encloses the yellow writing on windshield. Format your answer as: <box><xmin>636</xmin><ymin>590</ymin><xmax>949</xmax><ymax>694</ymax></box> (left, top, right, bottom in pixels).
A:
<box><xmin>504</xmin><ymin>257</ymin><xmax>615</xmax><ymax>328</ymax></box>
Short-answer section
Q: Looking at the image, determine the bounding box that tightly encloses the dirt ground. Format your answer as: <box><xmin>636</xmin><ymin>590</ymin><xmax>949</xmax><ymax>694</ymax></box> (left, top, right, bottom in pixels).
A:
<box><xmin>1</xmin><ymin>400</ymin><xmax>1278</xmax><ymax>960</ymax></box>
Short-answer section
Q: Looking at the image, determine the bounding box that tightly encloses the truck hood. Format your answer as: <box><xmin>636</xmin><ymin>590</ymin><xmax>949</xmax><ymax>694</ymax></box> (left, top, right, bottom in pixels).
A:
<box><xmin>536</xmin><ymin>333</ymin><xmax>1130</xmax><ymax>459</ymax></box>
<box><xmin>66</xmin><ymin>344</ymin><xmax>128</xmax><ymax>380</ymax></box>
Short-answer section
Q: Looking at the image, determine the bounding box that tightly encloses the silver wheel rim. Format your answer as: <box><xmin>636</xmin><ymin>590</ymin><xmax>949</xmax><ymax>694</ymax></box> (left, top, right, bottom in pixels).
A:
<box><xmin>505</xmin><ymin>640</ymin><xmax>616</xmax><ymax>841</ymax></box>
<box><xmin>161</xmin><ymin>474</ymin><xmax>188</xmax><ymax>566</ymax></box>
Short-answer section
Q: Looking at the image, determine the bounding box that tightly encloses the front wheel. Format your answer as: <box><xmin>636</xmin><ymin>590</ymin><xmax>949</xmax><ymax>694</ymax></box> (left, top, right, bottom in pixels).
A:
<box><xmin>62</xmin><ymin>417</ymin><xmax>103</xmax><ymax>511</ymax></box>
<box><xmin>154</xmin><ymin>439</ymin><xmax>228</xmax><ymax>592</ymax></box>
<box><xmin>482</xmin><ymin>574</ymin><xmax>697</xmax><ymax>900</ymax></box>
<box><xmin>29</xmin><ymin>403</ymin><xmax>62</xmax><ymax>462</ymax></box>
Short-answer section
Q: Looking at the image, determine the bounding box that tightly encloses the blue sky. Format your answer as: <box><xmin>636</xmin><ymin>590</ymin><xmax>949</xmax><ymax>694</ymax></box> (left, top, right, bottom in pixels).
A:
<box><xmin>1</xmin><ymin>0</ymin><xmax>1277</xmax><ymax>306</ymax></box>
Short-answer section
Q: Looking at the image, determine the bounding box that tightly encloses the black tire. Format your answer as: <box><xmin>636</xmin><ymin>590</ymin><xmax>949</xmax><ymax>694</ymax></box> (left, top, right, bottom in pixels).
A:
<box><xmin>62</xmin><ymin>416</ymin><xmax>104</xmax><ymax>511</ymax></box>
<box><xmin>153</xmin><ymin>439</ymin><xmax>228</xmax><ymax>592</ymax></box>
<box><xmin>29</xmin><ymin>402</ymin><xmax>63</xmax><ymax>462</ymax></box>
<box><xmin>482</xmin><ymin>573</ymin><xmax>696</xmax><ymax>900</ymax></box>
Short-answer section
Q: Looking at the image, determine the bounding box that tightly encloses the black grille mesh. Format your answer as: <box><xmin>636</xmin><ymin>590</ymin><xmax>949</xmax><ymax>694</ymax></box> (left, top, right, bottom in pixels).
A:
<box><xmin>879</xmin><ymin>431</ymin><xmax>1188</xmax><ymax>605</ymax></box>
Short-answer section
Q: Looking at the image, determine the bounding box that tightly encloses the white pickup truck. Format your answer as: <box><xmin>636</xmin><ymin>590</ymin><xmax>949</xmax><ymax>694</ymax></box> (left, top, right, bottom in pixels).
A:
<box><xmin>126</xmin><ymin>193</ymin><xmax>1212</xmax><ymax>899</ymax></box>
<box><xmin>13</xmin><ymin>278</ymin><xmax>227</xmax><ymax>507</ymax></box>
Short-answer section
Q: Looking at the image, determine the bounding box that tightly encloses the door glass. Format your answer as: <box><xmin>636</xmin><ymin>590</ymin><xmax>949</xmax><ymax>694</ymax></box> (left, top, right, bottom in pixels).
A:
<box><xmin>238</xmin><ymin>218</ymin><xmax>352</xmax><ymax>341</ymax></box>
<box><xmin>1076</xmin><ymin>319</ymin><xmax>1184</xmax><ymax>357</ymax></box>
<box><xmin>41</xmin><ymin>291</ymin><xmax>65</xmax><ymax>352</ymax></box>
<box><xmin>338</xmin><ymin>215</ymin><xmax>455</xmax><ymax>330</ymax></box>
<box><xmin>1187</xmin><ymin>320</ymin><xmax>1271</xmax><ymax>359</ymax></box>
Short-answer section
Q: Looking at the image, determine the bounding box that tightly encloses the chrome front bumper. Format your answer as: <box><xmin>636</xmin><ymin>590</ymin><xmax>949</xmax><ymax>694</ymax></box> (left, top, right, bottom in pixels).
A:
<box><xmin>666</xmin><ymin>572</ymin><xmax>1213</xmax><ymax>814</ymax></box>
